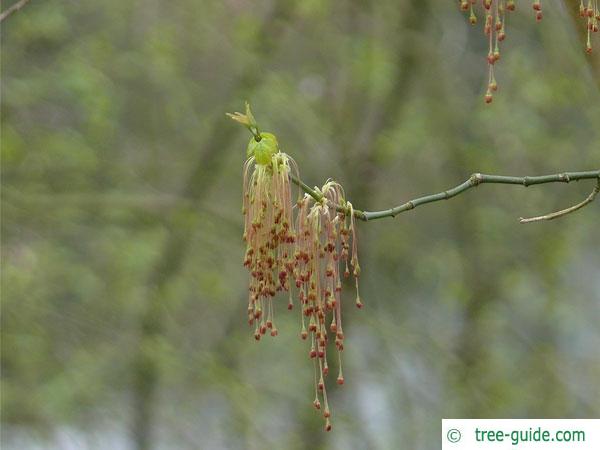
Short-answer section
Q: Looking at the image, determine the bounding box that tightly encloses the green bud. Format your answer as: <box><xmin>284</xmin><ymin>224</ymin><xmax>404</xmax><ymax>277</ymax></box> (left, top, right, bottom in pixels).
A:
<box><xmin>247</xmin><ymin>132</ymin><xmax>279</xmax><ymax>165</ymax></box>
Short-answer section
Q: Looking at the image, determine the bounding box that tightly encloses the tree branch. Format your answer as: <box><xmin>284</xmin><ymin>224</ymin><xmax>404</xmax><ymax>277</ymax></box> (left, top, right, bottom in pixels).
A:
<box><xmin>0</xmin><ymin>0</ymin><xmax>32</xmax><ymax>23</ymax></box>
<box><xmin>519</xmin><ymin>178</ymin><xmax>600</xmax><ymax>223</ymax></box>
<box><xmin>232</xmin><ymin>107</ymin><xmax>598</xmax><ymax>224</ymax></box>
<box><xmin>291</xmin><ymin>170</ymin><xmax>600</xmax><ymax>222</ymax></box>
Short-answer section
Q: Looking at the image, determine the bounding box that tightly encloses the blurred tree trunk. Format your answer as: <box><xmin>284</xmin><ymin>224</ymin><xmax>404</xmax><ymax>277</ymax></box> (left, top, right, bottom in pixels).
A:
<box><xmin>341</xmin><ymin>0</ymin><xmax>428</xmax><ymax>208</ymax></box>
<box><xmin>130</xmin><ymin>4</ymin><xmax>297</xmax><ymax>449</ymax></box>
<box><xmin>419</xmin><ymin>51</ymin><xmax>502</xmax><ymax>416</ymax></box>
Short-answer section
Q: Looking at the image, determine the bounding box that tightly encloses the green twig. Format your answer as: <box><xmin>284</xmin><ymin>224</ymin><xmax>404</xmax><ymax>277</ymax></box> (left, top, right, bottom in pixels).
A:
<box><xmin>292</xmin><ymin>171</ymin><xmax>600</xmax><ymax>222</ymax></box>
<box><xmin>229</xmin><ymin>105</ymin><xmax>599</xmax><ymax>224</ymax></box>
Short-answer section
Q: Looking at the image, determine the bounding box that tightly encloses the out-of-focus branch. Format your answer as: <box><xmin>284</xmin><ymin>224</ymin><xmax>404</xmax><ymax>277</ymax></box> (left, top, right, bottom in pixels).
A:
<box><xmin>0</xmin><ymin>0</ymin><xmax>32</xmax><ymax>23</ymax></box>
<box><xmin>291</xmin><ymin>170</ymin><xmax>600</xmax><ymax>223</ymax></box>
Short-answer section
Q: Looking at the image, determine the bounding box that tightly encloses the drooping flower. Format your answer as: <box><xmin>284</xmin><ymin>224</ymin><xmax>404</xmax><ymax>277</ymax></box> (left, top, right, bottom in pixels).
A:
<box><xmin>580</xmin><ymin>0</ymin><xmax>599</xmax><ymax>54</ymax></box>
<box><xmin>459</xmin><ymin>0</ymin><xmax>520</xmax><ymax>104</ymax></box>
<box><xmin>238</xmin><ymin>119</ymin><xmax>300</xmax><ymax>339</ymax></box>
<box><xmin>230</xmin><ymin>105</ymin><xmax>363</xmax><ymax>432</ymax></box>
<box><xmin>460</xmin><ymin>1</ymin><xmax>598</xmax><ymax>102</ymax></box>
<box><xmin>295</xmin><ymin>181</ymin><xmax>362</xmax><ymax>431</ymax></box>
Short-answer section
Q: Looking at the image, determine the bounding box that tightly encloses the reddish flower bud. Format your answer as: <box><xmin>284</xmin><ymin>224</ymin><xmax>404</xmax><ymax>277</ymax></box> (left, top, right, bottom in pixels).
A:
<box><xmin>485</xmin><ymin>89</ymin><xmax>493</xmax><ymax>104</ymax></box>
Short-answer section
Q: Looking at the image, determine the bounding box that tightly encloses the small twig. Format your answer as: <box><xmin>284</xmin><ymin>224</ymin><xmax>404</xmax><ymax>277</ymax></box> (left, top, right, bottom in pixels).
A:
<box><xmin>0</xmin><ymin>0</ymin><xmax>32</xmax><ymax>23</ymax></box>
<box><xmin>519</xmin><ymin>178</ymin><xmax>600</xmax><ymax>224</ymax></box>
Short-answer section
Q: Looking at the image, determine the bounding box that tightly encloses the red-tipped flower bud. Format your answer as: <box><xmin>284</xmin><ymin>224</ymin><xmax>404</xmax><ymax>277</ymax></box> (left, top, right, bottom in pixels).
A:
<box><xmin>485</xmin><ymin>90</ymin><xmax>493</xmax><ymax>104</ymax></box>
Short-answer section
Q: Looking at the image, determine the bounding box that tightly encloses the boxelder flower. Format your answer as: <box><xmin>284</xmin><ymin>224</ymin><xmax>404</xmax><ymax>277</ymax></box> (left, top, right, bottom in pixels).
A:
<box><xmin>295</xmin><ymin>181</ymin><xmax>361</xmax><ymax>431</ymax></box>
<box><xmin>459</xmin><ymin>0</ymin><xmax>521</xmax><ymax>104</ymax></box>
<box><xmin>230</xmin><ymin>104</ymin><xmax>300</xmax><ymax>339</ymax></box>
<box><xmin>242</xmin><ymin>147</ymin><xmax>299</xmax><ymax>339</ymax></box>
<box><xmin>580</xmin><ymin>0</ymin><xmax>599</xmax><ymax>53</ymax></box>
<box><xmin>229</xmin><ymin>105</ymin><xmax>363</xmax><ymax>431</ymax></box>
<box><xmin>461</xmin><ymin>0</ymin><xmax>598</xmax><ymax>102</ymax></box>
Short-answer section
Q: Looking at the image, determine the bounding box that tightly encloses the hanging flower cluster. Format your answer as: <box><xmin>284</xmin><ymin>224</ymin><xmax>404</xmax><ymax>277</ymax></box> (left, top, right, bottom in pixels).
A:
<box><xmin>459</xmin><ymin>1</ymin><xmax>598</xmax><ymax>104</ymax></box>
<box><xmin>229</xmin><ymin>104</ymin><xmax>363</xmax><ymax>431</ymax></box>
<box><xmin>580</xmin><ymin>0</ymin><xmax>599</xmax><ymax>53</ymax></box>
<box><xmin>295</xmin><ymin>182</ymin><xmax>361</xmax><ymax>431</ymax></box>
<box><xmin>242</xmin><ymin>145</ymin><xmax>298</xmax><ymax>339</ymax></box>
<box><xmin>459</xmin><ymin>0</ymin><xmax>535</xmax><ymax>104</ymax></box>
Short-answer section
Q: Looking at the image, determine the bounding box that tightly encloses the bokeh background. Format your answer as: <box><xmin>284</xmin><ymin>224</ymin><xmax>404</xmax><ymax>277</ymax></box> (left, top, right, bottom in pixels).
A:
<box><xmin>2</xmin><ymin>0</ymin><xmax>599</xmax><ymax>449</ymax></box>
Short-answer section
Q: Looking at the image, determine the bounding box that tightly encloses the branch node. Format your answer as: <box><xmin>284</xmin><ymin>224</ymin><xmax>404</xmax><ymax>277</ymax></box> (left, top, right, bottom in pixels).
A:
<box><xmin>470</xmin><ymin>173</ymin><xmax>484</xmax><ymax>186</ymax></box>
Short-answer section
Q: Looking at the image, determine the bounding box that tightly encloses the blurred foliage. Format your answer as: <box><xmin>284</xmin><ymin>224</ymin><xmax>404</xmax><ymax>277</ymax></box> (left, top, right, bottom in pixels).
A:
<box><xmin>1</xmin><ymin>1</ymin><xmax>599</xmax><ymax>449</ymax></box>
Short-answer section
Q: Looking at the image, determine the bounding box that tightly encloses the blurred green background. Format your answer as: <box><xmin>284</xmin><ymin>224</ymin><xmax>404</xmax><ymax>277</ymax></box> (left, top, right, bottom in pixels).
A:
<box><xmin>1</xmin><ymin>0</ymin><xmax>599</xmax><ymax>449</ymax></box>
